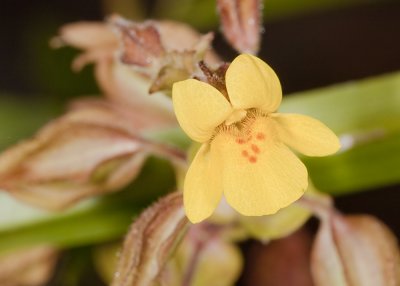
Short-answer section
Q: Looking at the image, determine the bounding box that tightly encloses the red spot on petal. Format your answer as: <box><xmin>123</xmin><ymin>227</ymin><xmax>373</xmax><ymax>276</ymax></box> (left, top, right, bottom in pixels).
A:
<box><xmin>251</xmin><ymin>144</ymin><xmax>260</xmax><ymax>154</ymax></box>
<box><xmin>249</xmin><ymin>156</ymin><xmax>257</xmax><ymax>163</ymax></box>
<box><xmin>236</xmin><ymin>138</ymin><xmax>245</xmax><ymax>144</ymax></box>
<box><xmin>242</xmin><ymin>150</ymin><xmax>249</xmax><ymax>157</ymax></box>
<box><xmin>256</xmin><ymin>133</ymin><xmax>265</xmax><ymax>141</ymax></box>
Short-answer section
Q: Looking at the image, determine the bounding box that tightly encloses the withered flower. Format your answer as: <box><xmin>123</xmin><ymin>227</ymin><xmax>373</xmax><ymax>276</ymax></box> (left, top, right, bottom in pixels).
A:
<box><xmin>111</xmin><ymin>16</ymin><xmax>218</xmax><ymax>94</ymax></box>
<box><xmin>52</xmin><ymin>16</ymin><xmax>218</xmax><ymax>111</ymax></box>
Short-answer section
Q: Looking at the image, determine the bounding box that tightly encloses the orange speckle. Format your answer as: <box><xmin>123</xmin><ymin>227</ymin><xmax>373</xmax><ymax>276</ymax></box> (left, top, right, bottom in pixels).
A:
<box><xmin>236</xmin><ymin>138</ymin><xmax>245</xmax><ymax>144</ymax></box>
<box><xmin>256</xmin><ymin>133</ymin><xmax>265</xmax><ymax>141</ymax></box>
<box><xmin>242</xmin><ymin>150</ymin><xmax>249</xmax><ymax>157</ymax></box>
<box><xmin>249</xmin><ymin>156</ymin><xmax>257</xmax><ymax>163</ymax></box>
<box><xmin>251</xmin><ymin>144</ymin><xmax>260</xmax><ymax>154</ymax></box>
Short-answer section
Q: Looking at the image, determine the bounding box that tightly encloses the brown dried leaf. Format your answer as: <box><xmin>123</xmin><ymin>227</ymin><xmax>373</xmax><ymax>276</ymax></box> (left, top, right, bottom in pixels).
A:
<box><xmin>0</xmin><ymin>246</ymin><xmax>58</xmax><ymax>286</ymax></box>
<box><xmin>312</xmin><ymin>213</ymin><xmax>400</xmax><ymax>286</ymax></box>
<box><xmin>111</xmin><ymin>192</ymin><xmax>188</xmax><ymax>286</ymax></box>
<box><xmin>217</xmin><ymin>0</ymin><xmax>262</xmax><ymax>54</ymax></box>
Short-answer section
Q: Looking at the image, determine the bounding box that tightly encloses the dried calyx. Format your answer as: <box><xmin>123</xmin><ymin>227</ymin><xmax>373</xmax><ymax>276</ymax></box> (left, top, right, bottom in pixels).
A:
<box><xmin>111</xmin><ymin>192</ymin><xmax>188</xmax><ymax>286</ymax></box>
<box><xmin>110</xmin><ymin>15</ymin><xmax>217</xmax><ymax>95</ymax></box>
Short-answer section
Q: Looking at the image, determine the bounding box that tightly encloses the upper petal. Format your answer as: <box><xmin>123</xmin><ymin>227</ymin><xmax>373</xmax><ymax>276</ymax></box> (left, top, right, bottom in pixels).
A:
<box><xmin>184</xmin><ymin>143</ymin><xmax>224</xmax><ymax>223</ymax></box>
<box><xmin>172</xmin><ymin>79</ymin><xmax>233</xmax><ymax>143</ymax></box>
<box><xmin>212</xmin><ymin>116</ymin><xmax>308</xmax><ymax>216</ymax></box>
<box><xmin>271</xmin><ymin>113</ymin><xmax>341</xmax><ymax>157</ymax></box>
<box><xmin>225</xmin><ymin>54</ymin><xmax>282</xmax><ymax>113</ymax></box>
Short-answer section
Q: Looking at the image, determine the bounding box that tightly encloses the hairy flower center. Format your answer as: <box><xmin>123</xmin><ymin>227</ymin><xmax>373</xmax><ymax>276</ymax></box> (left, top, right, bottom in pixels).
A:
<box><xmin>221</xmin><ymin>111</ymin><xmax>269</xmax><ymax>164</ymax></box>
<box><xmin>213</xmin><ymin>111</ymin><xmax>270</xmax><ymax>164</ymax></box>
<box><xmin>225</xmin><ymin>109</ymin><xmax>247</xmax><ymax>126</ymax></box>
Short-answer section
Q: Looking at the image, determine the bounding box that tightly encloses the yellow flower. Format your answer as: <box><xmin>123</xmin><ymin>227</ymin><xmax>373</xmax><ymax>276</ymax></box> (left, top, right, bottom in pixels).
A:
<box><xmin>172</xmin><ymin>54</ymin><xmax>340</xmax><ymax>223</ymax></box>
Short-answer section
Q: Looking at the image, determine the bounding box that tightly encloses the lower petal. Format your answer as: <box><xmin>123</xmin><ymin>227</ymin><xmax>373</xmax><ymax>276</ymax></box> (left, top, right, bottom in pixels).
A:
<box><xmin>271</xmin><ymin>113</ymin><xmax>341</xmax><ymax>157</ymax></box>
<box><xmin>184</xmin><ymin>143</ymin><xmax>223</xmax><ymax>223</ymax></box>
<box><xmin>213</xmin><ymin>117</ymin><xmax>308</xmax><ymax>216</ymax></box>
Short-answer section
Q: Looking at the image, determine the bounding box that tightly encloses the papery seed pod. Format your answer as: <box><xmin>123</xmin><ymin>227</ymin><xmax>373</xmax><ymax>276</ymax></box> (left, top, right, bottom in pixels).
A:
<box><xmin>312</xmin><ymin>213</ymin><xmax>400</xmax><ymax>286</ymax></box>
<box><xmin>111</xmin><ymin>192</ymin><xmax>188</xmax><ymax>286</ymax></box>
<box><xmin>0</xmin><ymin>100</ymin><xmax>153</xmax><ymax>210</ymax></box>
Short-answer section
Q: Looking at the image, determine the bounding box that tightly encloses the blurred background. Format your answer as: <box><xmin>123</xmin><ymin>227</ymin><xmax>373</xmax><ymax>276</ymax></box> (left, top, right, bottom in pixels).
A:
<box><xmin>0</xmin><ymin>0</ymin><xmax>399</xmax><ymax>285</ymax></box>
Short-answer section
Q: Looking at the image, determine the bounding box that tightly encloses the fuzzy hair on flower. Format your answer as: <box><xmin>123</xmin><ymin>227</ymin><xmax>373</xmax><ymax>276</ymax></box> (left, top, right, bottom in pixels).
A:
<box><xmin>172</xmin><ymin>54</ymin><xmax>340</xmax><ymax>223</ymax></box>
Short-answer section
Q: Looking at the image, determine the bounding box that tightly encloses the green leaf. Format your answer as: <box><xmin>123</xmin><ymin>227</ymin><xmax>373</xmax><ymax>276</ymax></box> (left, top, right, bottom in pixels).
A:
<box><xmin>280</xmin><ymin>72</ymin><xmax>400</xmax><ymax>194</ymax></box>
<box><xmin>279</xmin><ymin>72</ymin><xmax>400</xmax><ymax>135</ymax></box>
<box><xmin>304</xmin><ymin>131</ymin><xmax>400</xmax><ymax>195</ymax></box>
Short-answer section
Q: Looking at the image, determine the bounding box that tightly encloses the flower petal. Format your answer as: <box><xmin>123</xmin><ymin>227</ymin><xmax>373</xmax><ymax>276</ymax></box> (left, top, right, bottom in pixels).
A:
<box><xmin>184</xmin><ymin>143</ymin><xmax>223</xmax><ymax>223</ymax></box>
<box><xmin>213</xmin><ymin>116</ymin><xmax>307</xmax><ymax>216</ymax></box>
<box><xmin>173</xmin><ymin>79</ymin><xmax>233</xmax><ymax>143</ymax></box>
<box><xmin>226</xmin><ymin>54</ymin><xmax>282</xmax><ymax>113</ymax></box>
<box><xmin>271</xmin><ymin>113</ymin><xmax>341</xmax><ymax>157</ymax></box>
